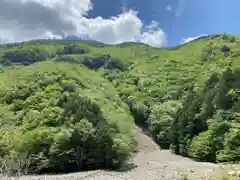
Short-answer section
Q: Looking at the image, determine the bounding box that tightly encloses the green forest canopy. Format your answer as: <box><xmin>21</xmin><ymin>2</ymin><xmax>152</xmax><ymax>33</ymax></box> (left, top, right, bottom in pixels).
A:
<box><xmin>0</xmin><ymin>33</ymin><xmax>240</xmax><ymax>174</ymax></box>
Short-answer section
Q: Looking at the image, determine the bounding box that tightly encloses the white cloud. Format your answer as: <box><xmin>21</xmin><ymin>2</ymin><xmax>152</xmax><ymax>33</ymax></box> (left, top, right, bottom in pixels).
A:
<box><xmin>0</xmin><ymin>0</ymin><xmax>166</xmax><ymax>47</ymax></box>
<box><xmin>181</xmin><ymin>35</ymin><xmax>205</xmax><ymax>44</ymax></box>
<box><xmin>142</xmin><ymin>21</ymin><xmax>166</xmax><ymax>47</ymax></box>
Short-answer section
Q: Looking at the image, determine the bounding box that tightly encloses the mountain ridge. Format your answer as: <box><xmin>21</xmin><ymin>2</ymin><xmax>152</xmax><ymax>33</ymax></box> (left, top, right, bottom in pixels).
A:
<box><xmin>0</xmin><ymin>33</ymin><xmax>240</xmax><ymax>176</ymax></box>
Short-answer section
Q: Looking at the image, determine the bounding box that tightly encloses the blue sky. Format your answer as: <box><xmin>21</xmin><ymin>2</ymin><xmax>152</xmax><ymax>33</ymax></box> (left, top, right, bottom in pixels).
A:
<box><xmin>89</xmin><ymin>0</ymin><xmax>240</xmax><ymax>47</ymax></box>
<box><xmin>1</xmin><ymin>0</ymin><xmax>240</xmax><ymax>47</ymax></box>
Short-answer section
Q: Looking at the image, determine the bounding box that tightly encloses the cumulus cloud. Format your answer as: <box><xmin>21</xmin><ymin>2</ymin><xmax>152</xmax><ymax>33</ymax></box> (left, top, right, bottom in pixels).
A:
<box><xmin>0</xmin><ymin>0</ymin><xmax>166</xmax><ymax>47</ymax></box>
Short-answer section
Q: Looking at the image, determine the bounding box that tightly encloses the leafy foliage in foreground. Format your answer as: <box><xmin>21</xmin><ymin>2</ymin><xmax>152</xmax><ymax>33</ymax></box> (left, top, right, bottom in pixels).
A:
<box><xmin>0</xmin><ymin>62</ymin><xmax>135</xmax><ymax>174</ymax></box>
<box><xmin>1</xmin><ymin>33</ymin><xmax>240</xmax><ymax>174</ymax></box>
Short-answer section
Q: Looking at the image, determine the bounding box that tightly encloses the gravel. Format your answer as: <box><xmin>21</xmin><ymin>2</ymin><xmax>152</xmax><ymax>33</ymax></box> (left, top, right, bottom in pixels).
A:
<box><xmin>1</xmin><ymin>126</ymin><xmax>232</xmax><ymax>180</ymax></box>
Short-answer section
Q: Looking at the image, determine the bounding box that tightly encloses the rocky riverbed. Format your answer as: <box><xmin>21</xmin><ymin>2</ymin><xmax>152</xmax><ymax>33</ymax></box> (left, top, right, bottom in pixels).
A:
<box><xmin>1</xmin><ymin>126</ymin><xmax>234</xmax><ymax>180</ymax></box>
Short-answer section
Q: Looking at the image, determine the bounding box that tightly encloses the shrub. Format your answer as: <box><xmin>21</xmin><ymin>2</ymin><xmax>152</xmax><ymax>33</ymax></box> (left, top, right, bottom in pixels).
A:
<box><xmin>188</xmin><ymin>130</ymin><xmax>216</xmax><ymax>162</ymax></box>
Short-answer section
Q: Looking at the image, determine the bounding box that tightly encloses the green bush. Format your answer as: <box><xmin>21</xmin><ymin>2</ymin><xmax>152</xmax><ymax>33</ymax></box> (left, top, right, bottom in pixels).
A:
<box><xmin>188</xmin><ymin>130</ymin><xmax>216</xmax><ymax>161</ymax></box>
<box><xmin>148</xmin><ymin>101</ymin><xmax>181</xmax><ymax>148</ymax></box>
<box><xmin>57</xmin><ymin>44</ymin><xmax>88</xmax><ymax>55</ymax></box>
<box><xmin>216</xmin><ymin>129</ymin><xmax>240</xmax><ymax>162</ymax></box>
<box><xmin>3</xmin><ymin>48</ymin><xmax>52</xmax><ymax>65</ymax></box>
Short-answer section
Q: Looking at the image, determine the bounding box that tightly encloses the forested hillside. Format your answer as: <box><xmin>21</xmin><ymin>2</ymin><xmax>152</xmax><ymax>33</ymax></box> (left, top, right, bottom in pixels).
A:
<box><xmin>0</xmin><ymin>33</ymin><xmax>240</xmax><ymax>175</ymax></box>
<box><xmin>0</xmin><ymin>62</ymin><xmax>135</xmax><ymax>174</ymax></box>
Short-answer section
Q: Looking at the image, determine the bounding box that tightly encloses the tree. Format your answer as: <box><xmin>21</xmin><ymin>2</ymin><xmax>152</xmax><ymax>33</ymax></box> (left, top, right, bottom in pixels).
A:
<box><xmin>148</xmin><ymin>101</ymin><xmax>181</xmax><ymax>148</ymax></box>
<box><xmin>221</xmin><ymin>45</ymin><xmax>230</xmax><ymax>57</ymax></box>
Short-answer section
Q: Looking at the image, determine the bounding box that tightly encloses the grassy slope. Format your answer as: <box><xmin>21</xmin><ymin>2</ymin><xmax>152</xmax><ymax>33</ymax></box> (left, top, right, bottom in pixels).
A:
<box><xmin>0</xmin><ymin>35</ymin><xmax>239</xmax><ymax>125</ymax></box>
<box><xmin>0</xmin><ymin>61</ymin><xmax>134</xmax><ymax>134</ymax></box>
<box><xmin>0</xmin><ymin>35</ymin><xmax>238</xmax><ymax>108</ymax></box>
<box><xmin>1</xmin><ymin>34</ymin><xmax>240</xmax><ymax>108</ymax></box>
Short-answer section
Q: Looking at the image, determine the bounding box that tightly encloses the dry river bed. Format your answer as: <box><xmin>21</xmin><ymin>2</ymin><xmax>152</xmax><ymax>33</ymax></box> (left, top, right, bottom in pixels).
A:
<box><xmin>2</xmin><ymin>127</ymin><xmax>235</xmax><ymax>180</ymax></box>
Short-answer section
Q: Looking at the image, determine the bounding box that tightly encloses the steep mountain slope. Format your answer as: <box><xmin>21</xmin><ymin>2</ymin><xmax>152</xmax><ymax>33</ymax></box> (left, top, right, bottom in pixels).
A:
<box><xmin>1</xmin><ymin>34</ymin><xmax>238</xmax><ymax>104</ymax></box>
<box><xmin>0</xmin><ymin>33</ymin><xmax>240</xmax><ymax>176</ymax></box>
<box><xmin>0</xmin><ymin>61</ymin><xmax>135</xmax><ymax>174</ymax></box>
